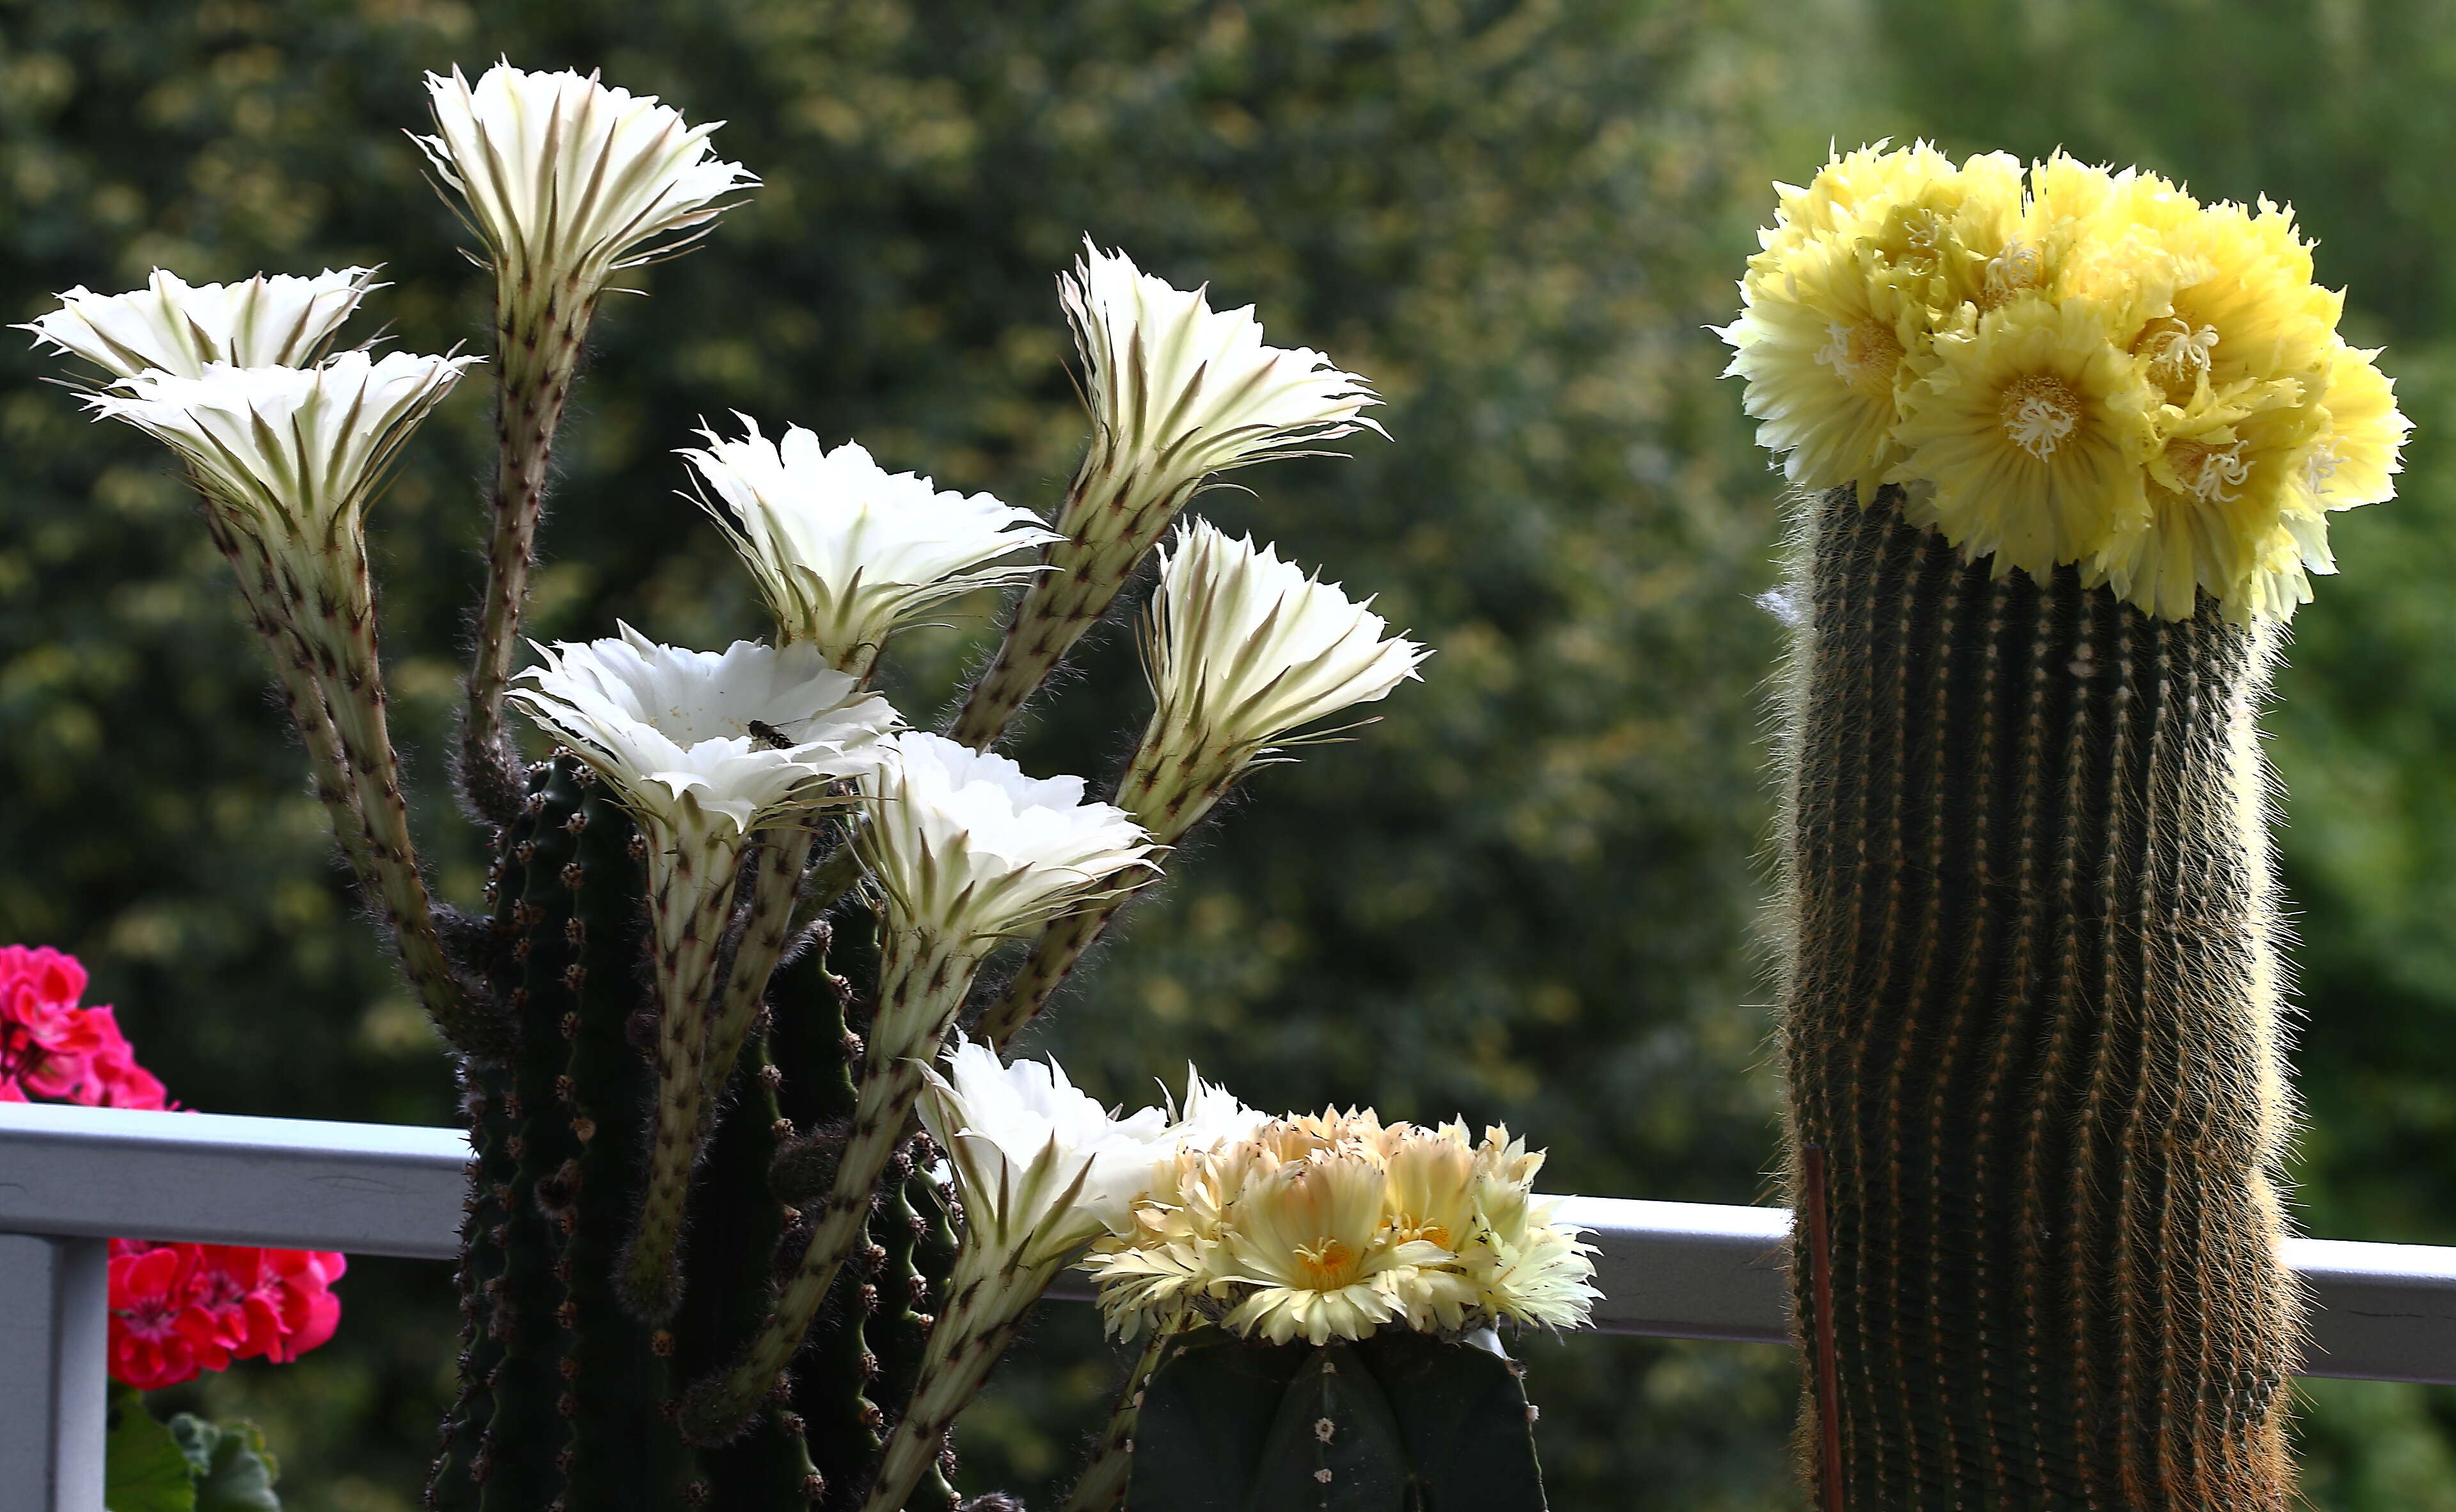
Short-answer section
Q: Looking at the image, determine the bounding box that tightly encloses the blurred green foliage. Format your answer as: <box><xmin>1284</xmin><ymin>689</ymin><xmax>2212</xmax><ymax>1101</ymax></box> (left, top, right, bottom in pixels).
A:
<box><xmin>2</xmin><ymin>0</ymin><xmax>2451</xmax><ymax>1506</ymax></box>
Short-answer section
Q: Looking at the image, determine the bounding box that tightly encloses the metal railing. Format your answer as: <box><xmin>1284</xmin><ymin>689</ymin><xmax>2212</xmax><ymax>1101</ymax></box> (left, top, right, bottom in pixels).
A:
<box><xmin>5</xmin><ymin>1101</ymin><xmax>2453</xmax><ymax>1509</ymax></box>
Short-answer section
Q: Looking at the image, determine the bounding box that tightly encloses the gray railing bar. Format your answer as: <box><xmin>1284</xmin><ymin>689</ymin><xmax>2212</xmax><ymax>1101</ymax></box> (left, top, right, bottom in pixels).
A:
<box><xmin>0</xmin><ymin>1234</ymin><xmax>106</xmax><ymax>1512</ymax></box>
<box><xmin>0</xmin><ymin>1103</ymin><xmax>2448</xmax><ymax>1382</ymax></box>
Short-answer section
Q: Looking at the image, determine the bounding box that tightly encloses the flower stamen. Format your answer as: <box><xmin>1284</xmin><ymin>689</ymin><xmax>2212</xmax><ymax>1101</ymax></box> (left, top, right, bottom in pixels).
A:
<box><xmin>1816</xmin><ymin>320</ymin><xmax>1904</xmax><ymax>400</ymax></box>
<box><xmin>1998</xmin><ymin>374</ymin><xmax>2084</xmax><ymax>461</ymax></box>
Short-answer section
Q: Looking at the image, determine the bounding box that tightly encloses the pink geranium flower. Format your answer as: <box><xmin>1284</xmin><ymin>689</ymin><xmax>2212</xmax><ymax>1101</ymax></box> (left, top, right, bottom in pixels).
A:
<box><xmin>5</xmin><ymin>943</ymin><xmax>345</xmax><ymax>1389</ymax></box>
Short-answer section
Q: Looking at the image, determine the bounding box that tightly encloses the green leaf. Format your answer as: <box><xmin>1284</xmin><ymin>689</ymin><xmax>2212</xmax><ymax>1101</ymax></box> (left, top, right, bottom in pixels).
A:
<box><xmin>1128</xmin><ymin>1332</ymin><xmax>1311</xmax><ymax>1512</ymax></box>
<box><xmin>1246</xmin><ymin>1343</ymin><xmax>1410</xmax><ymax>1512</ymax></box>
<box><xmin>1356</xmin><ymin>1332</ymin><xmax>1548</xmax><ymax>1512</ymax></box>
<box><xmin>168</xmin><ymin>1416</ymin><xmax>282</xmax><ymax>1512</ymax></box>
<box><xmin>104</xmin><ymin>1385</ymin><xmax>197</xmax><ymax>1512</ymax></box>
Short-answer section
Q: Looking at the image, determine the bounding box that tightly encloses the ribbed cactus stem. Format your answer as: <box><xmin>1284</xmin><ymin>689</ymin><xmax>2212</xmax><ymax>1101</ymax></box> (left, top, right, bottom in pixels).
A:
<box><xmin>860</xmin><ymin>1248</ymin><xmax>1024</xmax><ymax>1512</ymax></box>
<box><xmin>693</xmin><ymin>929</ymin><xmax>986</xmax><ymax>1441</ymax></box>
<box><xmin>1057</xmin><ymin>1318</ymin><xmax>1178</xmax><ymax>1512</ymax></box>
<box><xmin>462</xmin><ymin>281</ymin><xmax>592</xmax><ymax>824</ymax></box>
<box><xmin>1778</xmin><ymin>485</ymin><xmax>2297</xmax><ymax>1511</ymax></box>
<box><xmin>704</xmin><ymin>824</ymin><xmax>822</xmax><ymax>1106</ymax></box>
<box><xmin>626</xmin><ymin>825</ymin><xmax>755</xmax><ymax>1317</ymax></box>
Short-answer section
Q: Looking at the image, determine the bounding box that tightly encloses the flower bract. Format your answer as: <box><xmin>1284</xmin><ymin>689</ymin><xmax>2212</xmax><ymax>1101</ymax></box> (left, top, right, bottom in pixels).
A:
<box><xmin>83</xmin><ymin>352</ymin><xmax>482</xmax><ymax>546</ymax></box>
<box><xmin>414</xmin><ymin>61</ymin><xmax>757</xmax><ymax>298</ymax></box>
<box><xmin>20</xmin><ymin>266</ymin><xmax>377</xmax><ymax>381</ymax></box>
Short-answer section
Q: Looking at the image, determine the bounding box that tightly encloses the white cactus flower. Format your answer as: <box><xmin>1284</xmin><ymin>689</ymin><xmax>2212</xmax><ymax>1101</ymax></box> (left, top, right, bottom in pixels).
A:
<box><xmin>919</xmin><ymin>1036</ymin><xmax>1177</xmax><ymax>1267</ymax></box>
<box><xmin>83</xmin><ymin>351</ymin><xmax>480</xmax><ymax>540</ymax></box>
<box><xmin>20</xmin><ymin>267</ymin><xmax>379</xmax><ymax>382</ymax></box>
<box><xmin>413</xmin><ymin>61</ymin><xmax>757</xmax><ymax>294</ymax></box>
<box><xmin>508</xmin><ymin>625</ymin><xmax>897</xmax><ymax>842</ymax></box>
<box><xmin>1147</xmin><ymin>519</ymin><xmax>1429</xmax><ymax>762</ymax></box>
<box><xmin>1062</xmin><ymin>239</ymin><xmax>1384</xmax><ymax>528</ymax></box>
<box><xmin>679</xmin><ymin>417</ymin><xmax>1059</xmax><ymax>668</ymax></box>
<box><xmin>858</xmin><ymin>732</ymin><xmax>1155</xmax><ymax>941</ymax></box>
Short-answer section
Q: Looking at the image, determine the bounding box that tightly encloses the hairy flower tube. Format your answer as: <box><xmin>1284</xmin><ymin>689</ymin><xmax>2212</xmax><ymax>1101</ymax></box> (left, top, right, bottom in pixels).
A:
<box><xmin>949</xmin><ymin>239</ymin><xmax>1383</xmax><ymax>746</ymax></box>
<box><xmin>695</xmin><ymin>733</ymin><xmax>1153</xmax><ymax>1439</ymax></box>
<box><xmin>417</xmin><ymin>59</ymin><xmax>760</xmax><ymax>817</ymax></box>
<box><xmin>1717</xmin><ymin>143</ymin><xmax>2408</xmax><ymax>621</ymax></box>
<box><xmin>82</xmin><ymin>351</ymin><xmax>490</xmax><ymax>1050</ymax></box>
<box><xmin>19</xmin><ymin>265</ymin><xmax>377</xmax><ymax>381</ymax></box>
<box><xmin>860</xmin><ymin>1040</ymin><xmax>1179</xmax><ymax>1512</ymax></box>
<box><xmin>681</xmin><ymin>416</ymin><xmax>1060</xmax><ymax>672</ymax></box>
<box><xmin>508</xmin><ymin>627</ymin><xmax>895</xmax><ymax>1312</ymax></box>
<box><xmin>1083</xmin><ymin>1110</ymin><xmax>1596</xmax><ymax>1347</ymax></box>
<box><xmin>980</xmin><ymin>519</ymin><xmax>1426</xmax><ymax>1046</ymax></box>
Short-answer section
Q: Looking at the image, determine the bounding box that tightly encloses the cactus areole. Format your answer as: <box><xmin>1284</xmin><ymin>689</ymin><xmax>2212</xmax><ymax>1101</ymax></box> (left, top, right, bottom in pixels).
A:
<box><xmin>1729</xmin><ymin>145</ymin><xmax>2409</xmax><ymax>1509</ymax></box>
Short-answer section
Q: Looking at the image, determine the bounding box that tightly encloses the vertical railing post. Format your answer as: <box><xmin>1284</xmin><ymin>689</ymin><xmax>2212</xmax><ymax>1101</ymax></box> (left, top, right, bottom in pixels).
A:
<box><xmin>0</xmin><ymin>1234</ymin><xmax>109</xmax><ymax>1511</ymax></box>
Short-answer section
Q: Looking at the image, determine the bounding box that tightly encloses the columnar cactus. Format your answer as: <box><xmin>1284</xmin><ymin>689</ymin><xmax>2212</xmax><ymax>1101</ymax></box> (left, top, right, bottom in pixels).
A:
<box><xmin>1723</xmin><ymin>146</ymin><xmax>2409</xmax><ymax>1509</ymax></box>
<box><xmin>28</xmin><ymin>58</ymin><xmax>1424</xmax><ymax>1512</ymax></box>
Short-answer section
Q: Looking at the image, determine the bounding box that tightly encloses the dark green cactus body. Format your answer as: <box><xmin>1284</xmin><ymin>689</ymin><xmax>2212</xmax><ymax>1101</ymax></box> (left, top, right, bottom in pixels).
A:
<box><xmin>1129</xmin><ymin>1332</ymin><xmax>1548</xmax><ymax>1512</ymax></box>
<box><xmin>480</xmin><ymin>761</ymin><xmax>590</xmax><ymax>1512</ymax></box>
<box><xmin>554</xmin><ymin>765</ymin><xmax>700</xmax><ymax>1512</ymax></box>
<box><xmin>429</xmin><ymin>765</ymin><xmax>549</xmax><ymax>1511</ymax></box>
<box><xmin>1777</xmin><ymin>486</ymin><xmax>2295</xmax><ymax>1510</ymax></box>
<box><xmin>432</xmin><ymin>757</ymin><xmax>961</xmax><ymax>1511</ymax></box>
<box><xmin>767</xmin><ymin>924</ymin><xmax>960</xmax><ymax>1512</ymax></box>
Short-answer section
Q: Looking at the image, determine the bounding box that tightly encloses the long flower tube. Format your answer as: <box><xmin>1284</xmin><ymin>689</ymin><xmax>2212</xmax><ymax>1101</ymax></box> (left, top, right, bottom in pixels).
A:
<box><xmin>507</xmin><ymin>629</ymin><xmax>896</xmax><ymax>1316</ymax></box>
<box><xmin>416</xmin><ymin>61</ymin><xmax>759</xmax><ymax>819</ymax></box>
<box><xmin>981</xmin><ymin>521</ymin><xmax>1426</xmax><ymax>1048</ymax></box>
<box><xmin>83</xmin><ymin>352</ymin><xmax>494</xmax><ymax>1053</ymax></box>
<box><xmin>858</xmin><ymin>1041</ymin><xmax>1177</xmax><ymax>1512</ymax></box>
<box><xmin>947</xmin><ymin>239</ymin><xmax>1382</xmax><ymax>749</ymax></box>
<box><xmin>687</xmin><ymin>734</ymin><xmax>1153</xmax><ymax>1440</ymax></box>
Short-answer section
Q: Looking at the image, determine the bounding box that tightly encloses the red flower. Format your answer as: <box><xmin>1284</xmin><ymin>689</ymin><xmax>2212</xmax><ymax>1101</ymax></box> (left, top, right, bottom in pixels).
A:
<box><xmin>6</xmin><ymin>943</ymin><xmax>346</xmax><ymax>1390</ymax></box>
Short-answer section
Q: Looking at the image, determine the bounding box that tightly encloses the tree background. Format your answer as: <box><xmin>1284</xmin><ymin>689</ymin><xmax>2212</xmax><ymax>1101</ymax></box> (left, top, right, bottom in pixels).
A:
<box><xmin>4</xmin><ymin>1</ymin><xmax>2453</xmax><ymax>1506</ymax></box>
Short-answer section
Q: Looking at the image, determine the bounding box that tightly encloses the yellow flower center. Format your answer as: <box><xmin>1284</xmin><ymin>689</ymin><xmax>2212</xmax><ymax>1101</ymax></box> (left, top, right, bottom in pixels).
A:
<box><xmin>2134</xmin><ymin>315</ymin><xmax>2219</xmax><ymax>402</ymax></box>
<box><xmin>1293</xmin><ymin>1238</ymin><xmax>1358</xmax><ymax>1289</ymax></box>
<box><xmin>2165</xmin><ymin>437</ymin><xmax>2251</xmax><ymax>503</ymax></box>
<box><xmin>1977</xmin><ymin>236</ymin><xmax>2044</xmax><ymax>311</ymax></box>
<box><xmin>1998</xmin><ymin>373</ymin><xmax>2084</xmax><ymax>461</ymax></box>
<box><xmin>1391</xmin><ymin>1217</ymin><xmax>1454</xmax><ymax>1249</ymax></box>
<box><xmin>1816</xmin><ymin>319</ymin><xmax>1903</xmax><ymax>400</ymax></box>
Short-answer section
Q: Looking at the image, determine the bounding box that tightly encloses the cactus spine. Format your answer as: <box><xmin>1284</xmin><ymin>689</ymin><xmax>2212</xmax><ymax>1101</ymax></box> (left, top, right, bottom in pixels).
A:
<box><xmin>1777</xmin><ymin>485</ymin><xmax>2297</xmax><ymax>1510</ymax></box>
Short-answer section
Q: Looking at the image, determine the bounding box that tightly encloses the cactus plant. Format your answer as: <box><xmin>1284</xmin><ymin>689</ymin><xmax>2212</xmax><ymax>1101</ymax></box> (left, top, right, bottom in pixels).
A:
<box><xmin>1723</xmin><ymin>146</ymin><xmax>2411</xmax><ymax>1508</ymax></box>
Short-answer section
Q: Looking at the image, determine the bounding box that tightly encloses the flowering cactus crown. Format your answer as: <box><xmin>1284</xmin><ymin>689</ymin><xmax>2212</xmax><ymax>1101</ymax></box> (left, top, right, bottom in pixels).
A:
<box><xmin>1718</xmin><ymin>143</ymin><xmax>2410</xmax><ymax>622</ymax></box>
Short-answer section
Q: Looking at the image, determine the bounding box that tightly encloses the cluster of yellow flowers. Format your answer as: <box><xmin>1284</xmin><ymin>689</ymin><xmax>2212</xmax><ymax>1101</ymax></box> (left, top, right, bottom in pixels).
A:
<box><xmin>1719</xmin><ymin>143</ymin><xmax>2409</xmax><ymax>622</ymax></box>
<box><xmin>1082</xmin><ymin>1108</ymin><xmax>1598</xmax><ymax>1348</ymax></box>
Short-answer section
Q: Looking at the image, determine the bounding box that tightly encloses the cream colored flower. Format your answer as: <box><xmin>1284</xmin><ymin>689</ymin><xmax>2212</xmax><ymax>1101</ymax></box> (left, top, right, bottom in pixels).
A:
<box><xmin>83</xmin><ymin>351</ymin><xmax>480</xmax><ymax>544</ymax></box>
<box><xmin>1222</xmin><ymin>1151</ymin><xmax>1447</xmax><ymax>1346</ymax></box>
<box><xmin>21</xmin><ymin>267</ymin><xmax>377</xmax><ymax>381</ymax></box>
<box><xmin>858</xmin><ymin>732</ymin><xmax>1156</xmax><ymax>942</ymax></box>
<box><xmin>414</xmin><ymin>61</ymin><xmax>755</xmax><ymax>295</ymax></box>
<box><xmin>1062</xmin><ymin>239</ymin><xmax>1382</xmax><ymax>535</ymax></box>
<box><xmin>1717</xmin><ymin>237</ymin><xmax>1927</xmax><ymax>497</ymax></box>
<box><xmin>680</xmin><ymin>417</ymin><xmax>1059</xmax><ymax>668</ymax></box>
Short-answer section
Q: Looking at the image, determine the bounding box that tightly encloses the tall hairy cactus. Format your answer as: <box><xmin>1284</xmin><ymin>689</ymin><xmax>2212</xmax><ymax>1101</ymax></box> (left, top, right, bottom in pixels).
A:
<box><xmin>1724</xmin><ymin>145</ymin><xmax>2410</xmax><ymax>1508</ymax></box>
<box><xmin>1777</xmin><ymin>486</ymin><xmax>2294</xmax><ymax>1508</ymax></box>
